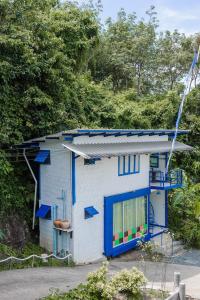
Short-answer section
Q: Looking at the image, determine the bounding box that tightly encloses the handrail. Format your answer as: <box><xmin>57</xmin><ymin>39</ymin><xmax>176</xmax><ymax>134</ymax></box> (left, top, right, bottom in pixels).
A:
<box><xmin>150</xmin><ymin>169</ymin><xmax>183</xmax><ymax>187</ymax></box>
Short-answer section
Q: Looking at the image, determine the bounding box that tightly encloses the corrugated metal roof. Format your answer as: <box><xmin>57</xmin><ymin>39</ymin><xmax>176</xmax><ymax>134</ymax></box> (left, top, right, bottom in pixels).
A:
<box><xmin>18</xmin><ymin>128</ymin><xmax>190</xmax><ymax>148</ymax></box>
<box><xmin>62</xmin><ymin>141</ymin><xmax>193</xmax><ymax>159</ymax></box>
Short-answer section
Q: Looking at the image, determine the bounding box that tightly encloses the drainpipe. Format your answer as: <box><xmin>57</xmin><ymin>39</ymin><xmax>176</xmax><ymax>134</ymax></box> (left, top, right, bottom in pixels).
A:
<box><xmin>23</xmin><ymin>149</ymin><xmax>38</xmax><ymax>230</ymax></box>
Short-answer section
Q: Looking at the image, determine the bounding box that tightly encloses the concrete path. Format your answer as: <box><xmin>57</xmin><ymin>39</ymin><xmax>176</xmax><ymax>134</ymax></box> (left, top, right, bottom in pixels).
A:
<box><xmin>0</xmin><ymin>261</ymin><xmax>200</xmax><ymax>300</ymax></box>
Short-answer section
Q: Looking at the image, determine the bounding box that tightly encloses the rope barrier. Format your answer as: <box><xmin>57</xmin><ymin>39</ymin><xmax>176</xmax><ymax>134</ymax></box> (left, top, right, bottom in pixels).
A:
<box><xmin>0</xmin><ymin>253</ymin><xmax>72</xmax><ymax>264</ymax></box>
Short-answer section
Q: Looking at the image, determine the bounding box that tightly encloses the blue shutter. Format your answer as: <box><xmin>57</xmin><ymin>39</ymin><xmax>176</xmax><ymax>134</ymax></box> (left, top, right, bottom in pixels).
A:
<box><xmin>84</xmin><ymin>206</ymin><xmax>99</xmax><ymax>219</ymax></box>
<box><xmin>36</xmin><ymin>205</ymin><xmax>51</xmax><ymax>219</ymax></box>
<box><xmin>34</xmin><ymin>150</ymin><xmax>50</xmax><ymax>164</ymax></box>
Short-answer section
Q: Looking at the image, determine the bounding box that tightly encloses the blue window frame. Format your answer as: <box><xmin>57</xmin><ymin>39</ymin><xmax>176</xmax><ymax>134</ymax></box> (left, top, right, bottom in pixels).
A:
<box><xmin>118</xmin><ymin>155</ymin><xmax>140</xmax><ymax>176</ymax></box>
<box><xmin>150</xmin><ymin>154</ymin><xmax>159</xmax><ymax>168</ymax></box>
<box><xmin>104</xmin><ymin>188</ymin><xmax>151</xmax><ymax>257</ymax></box>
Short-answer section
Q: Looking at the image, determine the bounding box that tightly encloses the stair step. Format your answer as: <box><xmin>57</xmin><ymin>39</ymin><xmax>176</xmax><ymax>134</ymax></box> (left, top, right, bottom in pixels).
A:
<box><xmin>173</xmin><ymin>240</ymin><xmax>184</xmax><ymax>247</ymax></box>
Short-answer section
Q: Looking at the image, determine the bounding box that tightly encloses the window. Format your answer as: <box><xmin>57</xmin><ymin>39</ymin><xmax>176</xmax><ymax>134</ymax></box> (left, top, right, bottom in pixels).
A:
<box><xmin>84</xmin><ymin>158</ymin><xmax>96</xmax><ymax>165</ymax></box>
<box><xmin>150</xmin><ymin>154</ymin><xmax>159</xmax><ymax>168</ymax></box>
<box><xmin>84</xmin><ymin>158</ymin><xmax>101</xmax><ymax>165</ymax></box>
<box><xmin>113</xmin><ymin>196</ymin><xmax>147</xmax><ymax>247</ymax></box>
<box><xmin>118</xmin><ymin>155</ymin><xmax>140</xmax><ymax>176</ymax></box>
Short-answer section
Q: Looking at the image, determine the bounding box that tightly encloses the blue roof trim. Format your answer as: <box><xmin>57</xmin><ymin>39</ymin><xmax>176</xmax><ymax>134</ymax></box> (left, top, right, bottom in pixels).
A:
<box><xmin>77</xmin><ymin>129</ymin><xmax>189</xmax><ymax>134</ymax></box>
<box><xmin>84</xmin><ymin>206</ymin><xmax>99</xmax><ymax>219</ymax></box>
<box><xmin>36</xmin><ymin>204</ymin><xmax>51</xmax><ymax>218</ymax></box>
<box><xmin>64</xmin><ymin>136</ymin><xmax>73</xmax><ymax>141</ymax></box>
<box><xmin>34</xmin><ymin>150</ymin><xmax>50</xmax><ymax>164</ymax></box>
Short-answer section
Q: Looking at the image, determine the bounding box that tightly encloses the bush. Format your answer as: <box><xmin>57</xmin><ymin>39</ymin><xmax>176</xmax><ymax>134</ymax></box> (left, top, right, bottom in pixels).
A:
<box><xmin>169</xmin><ymin>182</ymin><xmax>200</xmax><ymax>248</ymax></box>
<box><xmin>103</xmin><ymin>267</ymin><xmax>147</xmax><ymax>299</ymax></box>
<box><xmin>43</xmin><ymin>262</ymin><xmax>147</xmax><ymax>300</ymax></box>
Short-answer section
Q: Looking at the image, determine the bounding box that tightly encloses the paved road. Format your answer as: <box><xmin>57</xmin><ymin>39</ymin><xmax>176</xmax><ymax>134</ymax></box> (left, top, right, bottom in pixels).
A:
<box><xmin>0</xmin><ymin>261</ymin><xmax>200</xmax><ymax>300</ymax></box>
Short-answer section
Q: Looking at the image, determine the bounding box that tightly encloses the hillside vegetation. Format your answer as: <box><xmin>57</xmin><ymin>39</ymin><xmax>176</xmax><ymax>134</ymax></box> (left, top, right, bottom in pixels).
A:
<box><xmin>0</xmin><ymin>0</ymin><xmax>200</xmax><ymax>247</ymax></box>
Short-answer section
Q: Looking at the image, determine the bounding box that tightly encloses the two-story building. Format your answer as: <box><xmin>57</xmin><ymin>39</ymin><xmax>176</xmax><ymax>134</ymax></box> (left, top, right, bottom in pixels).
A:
<box><xmin>21</xmin><ymin>129</ymin><xmax>192</xmax><ymax>263</ymax></box>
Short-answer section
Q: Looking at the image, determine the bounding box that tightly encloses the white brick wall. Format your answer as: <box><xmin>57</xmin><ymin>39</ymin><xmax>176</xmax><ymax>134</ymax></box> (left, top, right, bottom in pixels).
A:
<box><xmin>150</xmin><ymin>190</ymin><xmax>166</xmax><ymax>226</ymax></box>
<box><xmin>39</xmin><ymin>141</ymin><xmax>72</xmax><ymax>253</ymax></box>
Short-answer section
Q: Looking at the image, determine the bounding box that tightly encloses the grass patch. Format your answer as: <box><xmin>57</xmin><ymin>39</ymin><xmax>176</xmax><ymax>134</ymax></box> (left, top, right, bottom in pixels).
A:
<box><xmin>0</xmin><ymin>242</ymin><xmax>74</xmax><ymax>271</ymax></box>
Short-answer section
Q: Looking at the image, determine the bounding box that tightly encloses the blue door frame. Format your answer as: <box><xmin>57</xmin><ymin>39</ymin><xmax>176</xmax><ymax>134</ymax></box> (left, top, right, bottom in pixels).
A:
<box><xmin>104</xmin><ymin>187</ymin><xmax>151</xmax><ymax>257</ymax></box>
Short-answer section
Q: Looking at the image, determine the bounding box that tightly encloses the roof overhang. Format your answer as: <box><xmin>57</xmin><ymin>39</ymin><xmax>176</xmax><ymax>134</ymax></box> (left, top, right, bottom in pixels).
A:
<box><xmin>62</xmin><ymin>141</ymin><xmax>193</xmax><ymax>159</ymax></box>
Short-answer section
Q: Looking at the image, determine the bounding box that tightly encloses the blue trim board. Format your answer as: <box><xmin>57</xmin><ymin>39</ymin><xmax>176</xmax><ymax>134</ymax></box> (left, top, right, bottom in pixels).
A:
<box><xmin>72</xmin><ymin>152</ymin><xmax>76</xmax><ymax>205</ymax></box>
<box><xmin>104</xmin><ymin>187</ymin><xmax>150</xmax><ymax>257</ymax></box>
<box><xmin>150</xmin><ymin>184</ymin><xmax>182</xmax><ymax>190</ymax></box>
<box><xmin>77</xmin><ymin>129</ymin><xmax>189</xmax><ymax>136</ymax></box>
<box><xmin>64</xmin><ymin>136</ymin><xmax>73</xmax><ymax>141</ymax></box>
<box><xmin>147</xmin><ymin>190</ymin><xmax>150</xmax><ymax>236</ymax></box>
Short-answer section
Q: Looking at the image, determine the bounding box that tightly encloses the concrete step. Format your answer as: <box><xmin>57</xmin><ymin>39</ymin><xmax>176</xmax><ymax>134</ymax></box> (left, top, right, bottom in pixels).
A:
<box><xmin>171</xmin><ymin>243</ymin><xmax>185</xmax><ymax>256</ymax></box>
<box><xmin>173</xmin><ymin>240</ymin><xmax>184</xmax><ymax>247</ymax></box>
<box><xmin>152</xmin><ymin>235</ymin><xmax>185</xmax><ymax>257</ymax></box>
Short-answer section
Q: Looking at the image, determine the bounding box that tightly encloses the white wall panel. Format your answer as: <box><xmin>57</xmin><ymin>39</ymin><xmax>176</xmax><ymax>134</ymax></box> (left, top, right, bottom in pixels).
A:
<box><xmin>73</xmin><ymin>154</ymin><xmax>150</xmax><ymax>263</ymax></box>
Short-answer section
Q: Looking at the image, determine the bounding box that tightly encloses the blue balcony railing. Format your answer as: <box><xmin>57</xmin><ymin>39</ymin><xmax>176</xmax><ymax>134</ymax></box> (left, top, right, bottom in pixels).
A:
<box><xmin>150</xmin><ymin>169</ymin><xmax>183</xmax><ymax>190</ymax></box>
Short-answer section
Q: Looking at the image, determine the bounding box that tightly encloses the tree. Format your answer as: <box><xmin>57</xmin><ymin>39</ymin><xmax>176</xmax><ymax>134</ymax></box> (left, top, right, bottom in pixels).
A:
<box><xmin>155</xmin><ymin>30</ymin><xmax>193</xmax><ymax>92</ymax></box>
<box><xmin>89</xmin><ymin>6</ymin><xmax>158</xmax><ymax>94</ymax></box>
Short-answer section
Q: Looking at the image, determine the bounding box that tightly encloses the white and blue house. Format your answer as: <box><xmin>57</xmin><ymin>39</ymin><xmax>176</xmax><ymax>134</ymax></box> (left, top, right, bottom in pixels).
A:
<box><xmin>21</xmin><ymin>129</ymin><xmax>192</xmax><ymax>263</ymax></box>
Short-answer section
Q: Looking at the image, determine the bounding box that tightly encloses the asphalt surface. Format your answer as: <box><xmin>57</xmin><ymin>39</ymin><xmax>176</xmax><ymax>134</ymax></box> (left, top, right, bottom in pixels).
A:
<box><xmin>0</xmin><ymin>260</ymin><xmax>200</xmax><ymax>300</ymax></box>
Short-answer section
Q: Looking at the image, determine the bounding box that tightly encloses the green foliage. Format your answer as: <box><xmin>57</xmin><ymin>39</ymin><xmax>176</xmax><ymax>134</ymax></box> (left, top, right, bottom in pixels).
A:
<box><xmin>43</xmin><ymin>262</ymin><xmax>146</xmax><ymax>300</ymax></box>
<box><xmin>0</xmin><ymin>242</ymin><xmax>73</xmax><ymax>271</ymax></box>
<box><xmin>169</xmin><ymin>183</ymin><xmax>200</xmax><ymax>248</ymax></box>
<box><xmin>0</xmin><ymin>243</ymin><xmax>17</xmax><ymax>257</ymax></box>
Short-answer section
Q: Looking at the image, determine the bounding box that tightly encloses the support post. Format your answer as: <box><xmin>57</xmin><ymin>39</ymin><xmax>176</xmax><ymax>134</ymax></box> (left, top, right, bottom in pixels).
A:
<box><xmin>23</xmin><ymin>149</ymin><xmax>38</xmax><ymax>229</ymax></box>
<box><xmin>179</xmin><ymin>283</ymin><xmax>186</xmax><ymax>300</ymax></box>
<box><xmin>174</xmin><ymin>272</ymin><xmax>181</xmax><ymax>288</ymax></box>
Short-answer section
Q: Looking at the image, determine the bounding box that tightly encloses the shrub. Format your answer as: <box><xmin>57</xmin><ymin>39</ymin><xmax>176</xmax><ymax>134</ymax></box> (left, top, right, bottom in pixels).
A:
<box><xmin>43</xmin><ymin>262</ymin><xmax>147</xmax><ymax>300</ymax></box>
<box><xmin>103</xmin><ymin>267</ymin><xmax>147</xmax><ymax>299</ymax></box>
<box><xmin>169</xmin><ymin>183</ymin><xmax>200</xmax><ymax>248</ymax></box>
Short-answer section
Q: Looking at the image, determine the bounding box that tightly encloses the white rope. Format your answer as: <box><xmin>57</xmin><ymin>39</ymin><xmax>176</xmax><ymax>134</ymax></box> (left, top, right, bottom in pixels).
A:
<box><xmin>0</xmin><ymin>253</ymin><xmax>72</xmax><ymax>264</ymax></box>
<box><xmin>166</xmin><ymin>46</ymin><xmax>200</xmax><ymax>173</ymax></box>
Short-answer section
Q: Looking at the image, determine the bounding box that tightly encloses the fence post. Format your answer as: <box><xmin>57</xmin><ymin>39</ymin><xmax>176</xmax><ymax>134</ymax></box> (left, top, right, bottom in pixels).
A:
<box><xmin>179</xmin><ymin>283</ymin><xmax>186</xmax><ymax>300</ymax></box>
<box><xmin>32</xmin><ymin>256</ymin><xmax>34</xmax><ymax>268</ymax></box>
<box><xmin>9</xmin><ymin>258</ymin><xmax>12</xmax><ymax>270</ymax></box>
<box><xmin>174</xmin><ymin>272</ymin><xmax>181</xmax><ymax>288</ymax></box>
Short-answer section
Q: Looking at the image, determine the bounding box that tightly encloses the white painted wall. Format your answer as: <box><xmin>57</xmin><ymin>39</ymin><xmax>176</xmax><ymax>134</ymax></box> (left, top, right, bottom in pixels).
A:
<box><xmin>39</xmin><ymin>141</ymin><xmax>72</xmax><ymax>254</ymax></box>
<box><xmin>73</xmin><ymin>154</ymin><xmax>150</xmax><ymax>263</ymax></box>
<box><xmin>150</xmin><ymin>190</ymin><xmax>166</xmax><ymax>226</ymax></box>
<box><xmin>37</xmin><ymin>134</ymin><xmax>171</xmax><ymax>263</ymax></box>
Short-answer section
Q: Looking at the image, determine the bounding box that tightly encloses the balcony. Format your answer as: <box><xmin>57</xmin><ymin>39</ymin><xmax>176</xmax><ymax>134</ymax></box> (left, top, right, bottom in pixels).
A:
<box><xmin>150</xmin><ymin>169</ymin><xmax>183</xmax><ymax>190</ymax></box>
